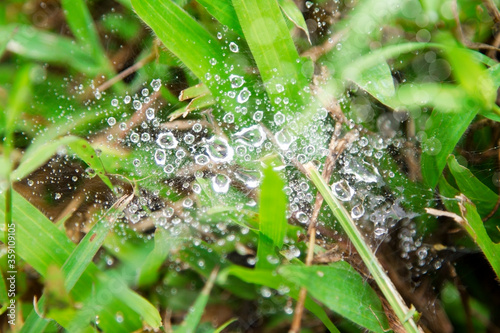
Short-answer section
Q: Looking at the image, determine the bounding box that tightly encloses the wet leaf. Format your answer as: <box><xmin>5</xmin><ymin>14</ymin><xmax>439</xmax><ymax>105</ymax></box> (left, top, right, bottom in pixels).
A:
<box><xmin>196</xmin><ymin>0</ymin><xmax>243</xmax><ymax>36</ymax></box>
<box><xmin>447</xmin><ymin>155</ymin><xmax>498</xmax><ymax>217</ymax></box>
<box><xmin>421</xmin><ymin>104</ymin><xmax>478</xmax><ymax>188</ymax></box>
<box><xmin>348</xmin><ymin>61</ymin><xmax>395</xmax><ymax>105</ymax></box>
<box><xmin>221</xmin><ymin>266</ymin><xmax>340</xmax><ymax>333</ymax></box>
<box><xmin>278</xmin><ymin>0</ymin><xmax>311</xmax><ymax>43</ymax></box>
<box><xmin>280</xmin><ymin>263</ymin><xmax>389</xmax><ymax>333</ymax></box>
<box><xmin>232</xmin><ymin>0</ymin><xmax>308</xmax><ymax>109</ymax></box>
<box><xmin>179</xmin><ymin>83</ymin><xmax>210</xmax><ymax>101</ymax></box>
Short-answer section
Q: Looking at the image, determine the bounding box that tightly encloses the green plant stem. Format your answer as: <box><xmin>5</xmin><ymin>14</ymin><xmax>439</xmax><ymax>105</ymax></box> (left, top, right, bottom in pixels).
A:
<box><xmin>304</xmin><ymin>162</ymin><xmax>422</xmax><ymax>333</ymax></box>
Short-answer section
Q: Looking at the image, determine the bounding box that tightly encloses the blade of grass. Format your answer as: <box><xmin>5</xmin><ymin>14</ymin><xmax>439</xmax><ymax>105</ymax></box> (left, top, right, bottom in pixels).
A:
<box><xmin>455</xmin><ymin>196</ymin><xmax>500</xmax><ymax>279</ymax></box>
<box><xmin>304</xmin><ymin>162</ymin><xmax>422</xmax><ymax>333</ymax></box>
<box><xmin>196</xmin><ymin>0</ymin><xmax>243</xmax><ymax>36</ymax></box>
<box><xmin>447</xmin><ymin>155</ymin><xmax>499</xmax><ymax>217</ymax></box>
<box><xmin>62</xmin><ymin>194</ymin><xmax>133</xmax><ymax>291</ymax></box>
<box><xmin>278</xmin><ymin>0</ymin><xmax>311</xmax><ymax>43</ymax></box>
<box><xmin>232</xmin><ymin>0</ymin><xmax>308</xmax><ymax>110</ymax></box>
<box><xmin>11</xmin><ymin>135</ymin><xmax>80</xmax><ymax>181</ymax></box>
<box><xmin>68</xmin><ymin>138</ymin><xmax>115</xmax><ymax>191</ymax></box>
<box><xmin>1</xmin><ymin>25</ymin><xmax>100</xmax><ymax>75</ymax></box>
<box><xmin>256</xmin><ymin>164</ymin><xmax>288</xmax><ymax>269</ymax></box>
<box><xmin>221</xmin><ymin>266</ymin><xmax>340</xmax><ymax>333</ymax></box>
<box><xmin>0</xmin><ymin>191</ymin><xmax>161</xmax><ymax>331</ymax></box>
<box><xmin>174</xmin><ymin>268</ymin><xmax>219</xmax><ymax>333</ymax></box>
<box><xmin>280</xmin><ymin>262</ymin><xmax>389</xmax><ymax>333</ymax></box>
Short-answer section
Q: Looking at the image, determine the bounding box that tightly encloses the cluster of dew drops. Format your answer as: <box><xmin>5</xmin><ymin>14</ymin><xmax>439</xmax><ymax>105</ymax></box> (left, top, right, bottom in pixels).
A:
<box><xmin>100</xmin><ymin>29</ymin><xmax>440</xmax><ymax>282</ymax></box>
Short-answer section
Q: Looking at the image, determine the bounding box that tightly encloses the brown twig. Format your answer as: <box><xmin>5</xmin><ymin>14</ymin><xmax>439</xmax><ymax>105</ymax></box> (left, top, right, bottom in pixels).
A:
<box><xmin>97</xmin><ymin>51</ymin><xmax>157</xmax><ymax>93</ymax></box>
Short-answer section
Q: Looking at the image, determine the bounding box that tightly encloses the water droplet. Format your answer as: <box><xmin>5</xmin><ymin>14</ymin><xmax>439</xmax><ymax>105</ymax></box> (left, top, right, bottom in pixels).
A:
<box><xmin>374</xmin><ymin>227</ymin><xmax>388</xmax><ymax>237</ymax></box>
<box><xmin>229</xmin><ymin>42</ymin><xmax>239</xmax><ymax>53</ymax></box>
<box><xmin>163</xmin><ymin>164</ymin><xmax>174</xmax><ymax>173</ymax></box>
<box><xmin>209</xmin><ymin>58</ymin><xmax>217</xmax><ymax>66</ymax></box>
<box><xmin>351</xmin><ymin>204</ymin><xmax>365</xmax><ymax>219</ymax></box>
<box><xmin>154</xmin><ymin>149</ymin><xmax>166</xmax><ymax>165</ymax></box>
<box><xmin>296</xmin><ymin>211</ymin><xmax>309</xmax><ymax>224</ymax></box>
<box><xmin>146</xmin><ymin>108</ymin><xmax>155</xmax><ymax>120</ymax></box>
<box><xmin>157</xmin><ymin>132</ymin><xmax>178</xmax><ymax>149</ymax></box>
<box><xmin>260</xmin><ymin>287</ymin><xmax>272</xmax><ymax>298</ymax></box>
<box><xmin>223</xmin><ymin>112</ymin><xmax>234</xmax><ymax>123</ymax></box>
<box><xmin>229</xmin><ymin>74</ymin><xmax>245</xmax><ymax>88</ymax></box>
<box><xmin>183</xmin><ymin>197</ymin><xmax>193</xmax><ymax>208</ymax></box>
<box><xmin>86</xmin><ymin>167</ymin><xmax>96</xmax><ymax>178</ymax></box>
<box><xmin>192</xmin><ymin>183</ymin><xmax>201</xmax><ymax>194</ymax></box>
<box><xmin>124</xmin><ymin>95</ymin><xmax>131</xmax><ymax>104</ymax></box>
<box><xmin>274</xmin><ymin>112</ymin><xmax>285</xmax><ymax>126</ymax></box>
<box><xmin>237</xmin><ymin>87</ymin><xmax>251</xmax><ymax>103</ymax></box>
<box><xmin>115</xmin><ymin>313</ymin><xmax>124</xmax><ymax>323</ymax></box>
<box><xmin>130</xmin><ymin>132</ymin><xmax>139</xmax><ymax>143</ymax></box>
<box><xmin>212</xmin><ymin>174</ymin><xmax>231</xmax><ymax>193</ymax></box>
<box><xmin>276</xmin><ymin>83</ymin><xmax>284</xmax><ymax>93</ymax></box>
<box><xmin>234</xmin><ymin>169</ymin><xmax>260</xmax><ymax>188</ymax></box>
<box><xmin>107</xmin><ymin>117</ymin><xmax>116</xmax><ymax>126</ymax></box>
<box><xmin>195</xmin><ymin>154</ymin><xmax>209</xmax><ymax>165</ymax></box>
<box><xmin>151</xmin><ymin>79</ymin><xmax>162</xmax><ymax>91</ymax></box>
<box><xmin>111</xmin><ymin>99</ymin><xmax>119</xmax><ymax>107</ymax></box>
<box><xmin>275</xmin><ymin>129</ymin><xmax>295</xmax><ymax>150</ymax></box>
<box><xmin>141</xmin><ymin>133</ymin><xmax>150</xmax><ymax>142</ymax></box>
<box><xmin>141</xmin><ymin>88</ymin><xmax>149</xmax><ymax>96</ymax></box>
<box><xmin>253</xmin><ymin>110</ymin><xmax>264</xmax><ymax>121</ymax></box>
<box><xmin>331</xmin><ymin>179</ymin><xmax>354</xmax><ymax>201</ymax></box>
<box><xmin>342</xmin><ymin>158</ymin><xmax>384</xmax><ymax>184</ymax></box>
<box><xmin>133</xmin><ymin>100</ymin><xmax>142</xmax><ymax>110</ymax></box>
<box><xmin>233</xmin><ymin>125</ymin><xmax>266</xmax><ymax>147</ymax></box>
<box><xmin>192</xmin><ymin>123</ymin><xmax>203</xmax><ymax>133</ymax></box>
<box><xmin>205</xmin><ymin>137</ymin><xmax>234</xmax><ymax>163</ymax></box>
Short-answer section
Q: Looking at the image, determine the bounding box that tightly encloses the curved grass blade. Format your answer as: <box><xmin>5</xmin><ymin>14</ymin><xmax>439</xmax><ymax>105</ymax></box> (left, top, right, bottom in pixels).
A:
<box><xmin>62</xmin><ymin>194</ymin><xmax>134</xmax><ymax>291</ymax></box>
<box><xmin>232</xmin><ymin>0</ymin><xmax>308</xmax><ymax>110</ymax></box>
<box><xmin>421</xmin><ymin>103</ymin><xmax>478</xmax><ymax>188</ymax></box>
<box><xmin>1</xmin><ymin>25</ymin><xmax>99</xmax><ymax>75</ymax></box>
<box><xmin>68</xmin><ymin>138</ymin><xmax>115</xmax><ymax>191</ymax></box>
<box><xmin>221</xmin><ymin>266</ymin><xmax>340</xmax><ymax>333</ymax></box>
<box><xmin>11</xmin><ymin>135</ymin><xmax>80</xmax><ymax>181</ymax></box>
<box><xmin>279</xmin><ymin>262</ymin><xmax>389</xmax><ymax>333</ymax></box>
<box><xmin>278</xmin><ymin>0</ymin><xmax>311</xmax><ymax>43</ymax></box>
<box><xmin>447</xmin><ymin>155</ymin><xmax>499</xmax><ymax>217</ymax></box>
<box><xmin>349</xmin><ymin>61</ymin><xmax>395</xmax><ymax>105</ymax></box>
<box><xmin>304</xmin><ymin>162</ymin><xmax>421</xmax><ymax>333</ymax></box>
<box><xmin>196</xmin><ymin>0</ymin><xmax>243</xmax><ymax>36</ymax></box>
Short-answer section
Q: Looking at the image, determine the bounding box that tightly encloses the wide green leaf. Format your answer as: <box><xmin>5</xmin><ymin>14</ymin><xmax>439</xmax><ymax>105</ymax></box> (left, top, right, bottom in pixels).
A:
<box><xmin>447</xmin><ymin>155</ymin><xmax>498</xmax><ymax>217</ymax></box>
<box><xmin>421</xmin><ymin>105</ymin><xmax>477</xmax><ymax>188</ymax></box>
<box><xmin>221</xmin><ymin>266</ymin><xmax>340</xmax><ymax>333</ymax></box>
<box><xmin>280</xmin><ymin>262</ymin><xmax>389</xmax><ymax>333</ymax></box>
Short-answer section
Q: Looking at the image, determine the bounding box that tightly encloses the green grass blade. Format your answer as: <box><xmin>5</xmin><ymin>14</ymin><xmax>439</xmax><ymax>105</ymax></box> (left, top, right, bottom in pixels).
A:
<box><xmin>256</xmin><ymin>165</ymin><xmax>287</xmax><ymax>269</ymax></box>
<box><xmin>131</xmin><ymin>0</ymin><xmax>237</xmax><ymax>101</ymax></box>
<box><xmin>1</xmin><ymin>25</ymin><xmax>100</xmax><ymax>75</ymax></box>
<box><xmin>421</xmin><ymin>104</ymin><xmax>478</xmax><ymax>188</ymax></box>
<box><xmin>196</xmin><ymin>0</ymin><xmax>243</xmax><ymax>36</ymax></box>
<box><xmin>232</xmin><ymin>0</ymin><xmax>308</xmax><ymax>110</ymax></box>
<box><xmin>213</xmin><ymin>318</ymin><xmax>237</xmax><ymax>333</ymax></box>
<box><xmin>279</xmin><ymin>262</ymin><xmax>389</xmax><ymax>333</ymax></box>
<box><xmin>447</xmin><ymin>155</ymin><xmax>499</xmax><ymax>217</ymax></box>
<box><xmin>60</xmin><ymin>0</ymin><xmax>112</xmax><ymax>73</ymax></box>
<box><xmin>0</xmin><ymin>191</ymin><xmax>161</xmax><ymax>331</ymax></box>
<box><xmin>175</xmin><ymin>268</ymin><xmax>218</xmax><ymax>333</ymax></box>
<box><xmin>304</xmin><ymin>162</ymin><xmax>421</xmax><ymax>333</ymax></box>
<box><xmin>62</xmin><ymin>194</ymin><xmax>133</xmax><ymax>291</ymax></box>
<box><xmin>11</xmin><ymin>136</ymin><xmax>80</xmax><ymax>181</ymax></box>
<box><xmin>19</xmin><ymin>296</ymin><xmax>51</xmax><ymax>333</ymax></box>
<box><xmin>278</xmin><ymin>0</ymin><xmax>310</xmax><ymax>43</ymax></box>
<box><xmin>68</xmin><ymin>138</ymin><xmax>115</xmax><ymax>191</ymax></box>
<box><xmin>221</xmin><ymin>266</ymin><xmax>340</xmax><ymax>333</ymax></box>
<box><xmin>456</xmin><ymin>198</ymin><xmax>500</xmax><ymax>279</ymax></box>
<box><xmin>348</xmin><ymin>61</ymin><xmax>395</xmax><ymax>105</ymax></box>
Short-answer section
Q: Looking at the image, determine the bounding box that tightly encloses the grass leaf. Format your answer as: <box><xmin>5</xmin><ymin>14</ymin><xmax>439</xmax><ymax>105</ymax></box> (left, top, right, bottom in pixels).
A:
<box><xmin>447</xmin><ymin>155</ymin><xmax>499</xmax><ymax>217</ymax></box>
<box><xmin>278</xmin><ymin>0</ymin><xmax>311</xmax><ymax>43</ymax></box>
<box><xmin>232</xmin><ymin>0</ymin><xmax>308</xmax><ymax>109</ymax></box>
<box><xmin>196</xmin><ymin>0</ymin><xmax>243</xmax><ymax>36</ymax></box>
<box><xmin>280</xmin><ymin>262</ymin><xmax>389</xmax><ymax>333</ymax></box>
<box><xmin>421</xmin><ymin>104</ymin><xmax>478</xmax><ymax>188</ymax></box>
<box><xmin>347</xmin><ymin>61</ymin><xmax>395</xmax><ymax>105</ymax></box>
